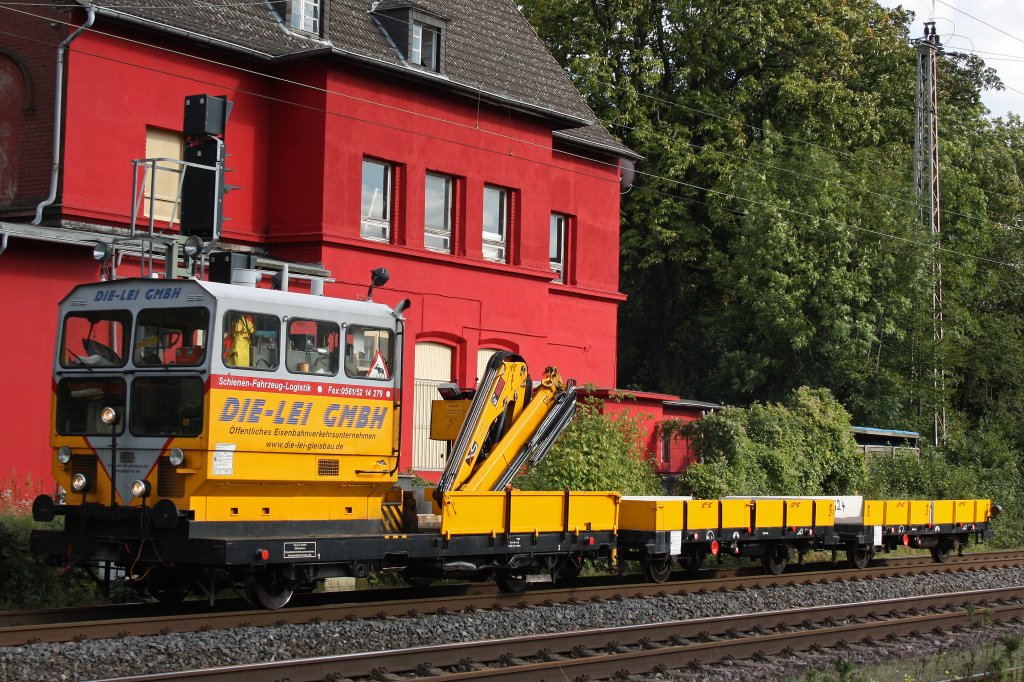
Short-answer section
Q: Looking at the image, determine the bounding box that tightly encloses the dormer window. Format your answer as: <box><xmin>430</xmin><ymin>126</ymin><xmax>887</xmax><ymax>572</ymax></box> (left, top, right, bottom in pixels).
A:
<box><xmin>291</xmin><ymin>0</ymin><xmax>320</xmax><ymax>34</ymax></box>
<box><xmin>411</xmin><ymin>21</ymin><xmax>440</xmax><ymax>71</ymax></box>
<box><xmin>372</xmin><ymin>3</ymin><xmax>447</xmax><ymax>74</ymax></box>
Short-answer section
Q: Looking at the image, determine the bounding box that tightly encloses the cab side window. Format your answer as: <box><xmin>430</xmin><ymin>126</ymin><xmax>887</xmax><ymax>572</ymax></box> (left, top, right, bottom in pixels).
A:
<box><xmin>345</xmin><ymin>326</ymin><xmax>394</xmax><ymax>381</ymax></box>
<box><xmin>223</xmin><ymin>312</ymin><xmax>279</xmax><ymax>370</ymax></box>
<box><xmin>287</xmin><ymin>319</ymin><xmax>339</xmax><ymax>375</ymax></box>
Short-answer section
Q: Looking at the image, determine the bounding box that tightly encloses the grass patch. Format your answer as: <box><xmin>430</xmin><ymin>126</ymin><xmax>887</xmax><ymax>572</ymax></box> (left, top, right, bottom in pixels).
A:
<box><xmin>790</xmin><ymin>631</ymin><xmax>1024</xmax><ymax>681</ymax></box>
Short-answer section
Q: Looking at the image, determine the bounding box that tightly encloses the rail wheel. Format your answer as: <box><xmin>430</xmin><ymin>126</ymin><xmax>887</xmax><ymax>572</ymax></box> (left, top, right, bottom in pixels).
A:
<box><xmin>761</xmin><ymin>543</ymin><xmax>789</xmax><ymax>575</ymax></box>
<box><xmin>245</xmin><ymin>572</ymin><xmax>295</xmax><ymax>609</ymax></box>
<box><xmin>679</xmin><ymin>548</ymin><xmax>706</xmax><ymax>576</ymax></box>
<box><xmin>930</xmin><ymin>540</ymin><xmax>952</xmax><ymax>563</ymax></box>
<box><xmin>146</xmin><ymin>571</ymin><xmax>189</xmax><ymax>604</ymax></box>
<box><xmin>494</xmin><ymin>569</ymin><xmax>528</xmax><ymax>593</ymax></box>
<box><xmin>402</xmin><ymin>573</ymin><xmax>435</xmax><ymax>588</ymax></box>
<box><xmin>557</xmin><ymin>556</ymin><xmax>584</xmax><ymax>579</ymax></box>
<box><xmin>641</xmin><ymin>556</ymin><xmax>672</xmax><ymax>583</ymax></box>
<box><xmin>846</xmin><ymin>546</ymin><xmax>873</xmax><ymax>570</ymax></box>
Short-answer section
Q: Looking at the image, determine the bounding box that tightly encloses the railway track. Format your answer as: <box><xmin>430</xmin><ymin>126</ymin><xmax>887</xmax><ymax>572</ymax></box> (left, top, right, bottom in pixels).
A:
<box><xmin>2</xmin><ymin>550</ymin><xmax>1022</xmax><ymax>647</ymax></box>
<box><xmin>93</xmin><ymin>585</ymin><xmax>1024</xmax><ymax>681</ymax></box>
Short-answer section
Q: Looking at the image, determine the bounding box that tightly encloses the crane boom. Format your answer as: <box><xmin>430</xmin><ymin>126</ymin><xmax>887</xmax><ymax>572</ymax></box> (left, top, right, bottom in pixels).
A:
<box><xmin>433</xmin><ymin>352</ymin><xmax>576</xmax><ymax>502</ymax></box>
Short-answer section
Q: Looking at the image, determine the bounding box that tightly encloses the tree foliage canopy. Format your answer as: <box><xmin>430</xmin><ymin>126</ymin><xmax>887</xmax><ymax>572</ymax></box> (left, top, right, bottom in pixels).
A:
<box><xmin>675</xmin><ymin>387</ymin><xmax>863</xmax><ymax>498</ymax></box>
<box><xmin>520</xmin><ymin>0</ymin><xmax>1023</xmax><ymax>419</ymax></box>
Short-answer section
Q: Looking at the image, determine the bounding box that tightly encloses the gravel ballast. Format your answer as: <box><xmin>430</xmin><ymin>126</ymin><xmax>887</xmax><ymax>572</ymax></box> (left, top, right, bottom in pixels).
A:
<box><xmin>3</xmin><ymin>567</ymin><xmax>1024</xmax><ymax>681</ymax></box>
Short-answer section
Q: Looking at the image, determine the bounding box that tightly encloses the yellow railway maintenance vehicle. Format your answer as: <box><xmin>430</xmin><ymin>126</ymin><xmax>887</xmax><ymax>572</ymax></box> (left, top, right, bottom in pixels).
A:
<box><xmin>31</xmin><ymin>254</ymin><xmax>609</xmax><ymax>608</ymax></box>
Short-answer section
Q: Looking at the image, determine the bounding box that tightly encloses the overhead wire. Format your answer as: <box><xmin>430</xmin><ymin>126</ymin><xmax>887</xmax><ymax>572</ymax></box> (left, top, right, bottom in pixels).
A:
<box><xmin>932</xmin><ymin>0</ymin><xmax>1024</xmax><ymax>104</ymax></box>
<box><xmin>601</xmin><ymin>113</ymin><xmax>1024</xmax><ymax>235</ymax></box>
<box><xmin>0</xmin><ymin>2</ymin><xmax>1021</xmax><ymax>271</ymax></box>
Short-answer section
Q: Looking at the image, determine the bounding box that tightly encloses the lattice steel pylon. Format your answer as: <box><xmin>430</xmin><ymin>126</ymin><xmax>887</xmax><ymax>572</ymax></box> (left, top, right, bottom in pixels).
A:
<box><xmin>914</xmin><ymin>21</ymin><xmax>945</xmax><ymax>446</ymax></box>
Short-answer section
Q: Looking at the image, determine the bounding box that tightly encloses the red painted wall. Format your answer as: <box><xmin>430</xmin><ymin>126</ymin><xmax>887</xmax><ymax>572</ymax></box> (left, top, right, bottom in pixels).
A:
<box><xmin>0</xmin><ymin>240</ymin><xmax>99</xmax><ymax>500</ymax></box>
<box><xmin>0</xmin><ymin>12</ymin><xmax>626</xmax><ymax>483</ymax></box>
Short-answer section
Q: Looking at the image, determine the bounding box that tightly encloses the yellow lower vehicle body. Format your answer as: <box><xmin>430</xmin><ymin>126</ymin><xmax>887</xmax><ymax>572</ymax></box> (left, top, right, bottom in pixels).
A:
<box><xmin>616</xmin><ymin>495</ymin><xmax>995</xmax><ymax>581</ymax></box>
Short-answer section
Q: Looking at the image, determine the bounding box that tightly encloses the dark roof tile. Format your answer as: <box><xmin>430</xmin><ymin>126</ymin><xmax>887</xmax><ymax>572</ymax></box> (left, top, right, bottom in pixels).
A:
<box><xmin>79</xmin><ymin>0</ymin><xmax>634</xmax><ymax>158</ymax></box>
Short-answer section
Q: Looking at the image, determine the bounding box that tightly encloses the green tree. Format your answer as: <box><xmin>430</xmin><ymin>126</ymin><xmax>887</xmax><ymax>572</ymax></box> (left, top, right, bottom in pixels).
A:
<box><xmin>516</xmin><ymin>392</ymin><xmax>664</xmax><ymax>495</ymax></box>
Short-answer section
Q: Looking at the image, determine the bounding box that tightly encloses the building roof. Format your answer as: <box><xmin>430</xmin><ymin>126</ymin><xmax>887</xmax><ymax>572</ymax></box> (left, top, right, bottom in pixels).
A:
<box><xmin>663</xmin><ymin>399</ymin><xmax>723</xmax><ymax>410</ymax></box>
<box><xmin>75</xmin><ymin>0</ymin><xmax>636</xmax><ymax>160</ymax></box>
<box><xmin>851</xmin><ymin>426</ymin><xmax>921</xmax><ymax>439</ymax></box>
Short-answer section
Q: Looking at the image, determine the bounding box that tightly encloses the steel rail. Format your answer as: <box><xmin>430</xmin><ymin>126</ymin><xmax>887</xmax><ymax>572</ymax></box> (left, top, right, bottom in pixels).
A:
<box><xmin>90</xmin><ymin>585</ymin><xmax>1024</xmax><ymax>681</ymax></box>
<box><xmin>2</xmin><ymin>551</ymin><xmax>1021</xmax><ymax>646</ymax></box>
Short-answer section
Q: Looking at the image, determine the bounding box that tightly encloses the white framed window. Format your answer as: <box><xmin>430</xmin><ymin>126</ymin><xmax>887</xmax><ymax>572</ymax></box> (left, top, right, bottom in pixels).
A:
<box><xmin>550</xmin><ymin>213</ymin><xmax>567</xmax><ymax>282</ymax></box>
<box><xmin>290</xmin><ymin>0</ymin><xmax>320</xmax><ymax>33</ymax></box>
<box><xmin>424</xmin><ymin>173</ymin><xmax>453</xmax><ymax>253</ymax></box>
<box><xmin>482</xmin><ymin>185</ymin><xmax>508</xmax><ymax>263</ymax></box>
<box><xmin>361</xmin><ymin>158</ymin><xmax>391</xmax><ymax>242</ymax></box>
<box><xmin>143</xmin><ymin>127</ymin><xmax>183</xmax><ymax>224</ymax></box>
<box><xmin>411</xmin><ymin>21</ymin><xmax>441</xmax><ymax>71</ymax></box>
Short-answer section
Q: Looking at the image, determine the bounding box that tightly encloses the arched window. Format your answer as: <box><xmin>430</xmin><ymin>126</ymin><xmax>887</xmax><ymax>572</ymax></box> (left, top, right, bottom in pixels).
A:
<box><xmin>0</xmin><ymin>54</ymin><xmax>28</xmax><ymax>205</ymax></box>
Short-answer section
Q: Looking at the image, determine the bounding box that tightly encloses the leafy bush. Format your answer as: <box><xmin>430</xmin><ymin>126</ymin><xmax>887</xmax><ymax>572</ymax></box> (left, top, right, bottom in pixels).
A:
<box><xmin>515</xmin><ymin>391</ymin><xmax>663</xmax><ymax>495</ymax></box>
<box><xmin>0</xmin><ymin>513</ymin><xmax>103</xmax><ymax>609</ymax></box>
<box><xmin>675</xmin><ymin>386</ymin><xmax>864</xmax><ymax>497</ymax></box>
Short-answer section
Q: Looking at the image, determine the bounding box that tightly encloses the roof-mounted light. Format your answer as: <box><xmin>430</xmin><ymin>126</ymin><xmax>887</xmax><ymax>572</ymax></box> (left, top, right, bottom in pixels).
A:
<box><xmin>183</xmin><ymin>235</ymin><xmax>204</xmax><ymax>258</ymax></box>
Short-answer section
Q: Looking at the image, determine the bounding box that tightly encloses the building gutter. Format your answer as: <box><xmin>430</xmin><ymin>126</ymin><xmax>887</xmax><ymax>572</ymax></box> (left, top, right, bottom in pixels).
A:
<box><xmin>32</xmin><ymin>4</ymin><xmax>95</xmax><ymax>225</ymax></box>
<box><xmin>76</xmin><ymin>3</ymin><xmax>288</xmax><ymax>61</ymax></box>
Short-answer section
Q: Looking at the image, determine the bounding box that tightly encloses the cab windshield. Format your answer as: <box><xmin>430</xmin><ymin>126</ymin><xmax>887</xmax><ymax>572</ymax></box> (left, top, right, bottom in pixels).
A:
<box><xmin>60</xmin><ymin>311</ymin><xmax>131</xmax><ymax>369</ymax></box>
<box><xmin>133</xmin><ymin>307</ymin><xmax>210</xmax><ymax>367</ymax></box>
<box><xmin>55</xmin><ymin>378</ymin><xmax>127</xmax><ymax>435</ymax></box>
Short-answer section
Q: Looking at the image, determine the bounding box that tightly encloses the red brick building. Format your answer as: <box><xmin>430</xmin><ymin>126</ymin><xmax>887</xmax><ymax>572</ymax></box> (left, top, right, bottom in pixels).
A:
<box><xmin>0</xmin><ymin>0</ymin><xmax>641</xmax><ymax>488</ymax></box>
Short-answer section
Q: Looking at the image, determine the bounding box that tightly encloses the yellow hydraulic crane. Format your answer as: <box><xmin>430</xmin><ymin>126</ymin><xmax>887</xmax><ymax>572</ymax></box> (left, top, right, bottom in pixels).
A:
<box><xmin>433</xmin><ymin>352</ymin><xmax>576</xmax><ymax>503</ymax></box>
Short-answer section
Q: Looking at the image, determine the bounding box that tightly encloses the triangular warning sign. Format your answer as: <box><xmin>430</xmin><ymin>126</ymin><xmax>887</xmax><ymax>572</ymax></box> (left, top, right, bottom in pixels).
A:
<box><xmin>367</xmin><ymin>349</ymin><xmax>390</xmax><ymax>380</ymax></box>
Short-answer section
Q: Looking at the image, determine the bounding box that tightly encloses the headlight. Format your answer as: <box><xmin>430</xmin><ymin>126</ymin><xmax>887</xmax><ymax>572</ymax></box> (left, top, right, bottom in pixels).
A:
<box><xmin>71</xmin><ymin>473</ymin><xmax>88</xmax><ymax>492</ymax></box>
<box><xmin>92</xmin><ymin>241</ymin><xmax>111</xmax><ymax>263</ymax></box>
<box><xmin>56</xmin><ymin>446</ymin><xmax>72</xmax><ymax>465</ymax></box>
<box><xmin>131</xmin><ymin>479</ymin><xmax>151</xmax><ymax>498</ymax></box>
<box><xmin>168</xmin><ymin>448</ymin><xmax>185</xmax><ymax>467</ymax></box>
<box><xmin>100</xmin><ymin>406</ymin><xmax>120</xmax><ymax>425</ymax></box>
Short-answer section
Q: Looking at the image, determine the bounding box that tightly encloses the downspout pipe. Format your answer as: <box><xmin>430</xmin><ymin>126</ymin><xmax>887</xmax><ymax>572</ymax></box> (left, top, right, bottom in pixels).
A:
<box><xmin>32</xmin><ymin>4</ymin><xmax>95</xmax><ymax>225</ymax></box>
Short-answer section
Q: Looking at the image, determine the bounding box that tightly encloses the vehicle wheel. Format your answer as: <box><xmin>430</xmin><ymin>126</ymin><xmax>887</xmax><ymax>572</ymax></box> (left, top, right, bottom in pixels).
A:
<box><xmin>146</xmin><ymin>572</ymin><xmax>189</xmax><ymax>604</ymax></box>
<box><xmin>846</xmin><ymin>546</ymin><xmax>873</xmax><ymax>570</ymax></box>
<box><xmin>494</xmin><ymin>570</ymin><xmax>528</xmax><ymax>594</ymax></box>
<box><xmin>245</xmin><ymin>573</ymin><xmax>295</xmax><ymax>609</ymax></box>
<box><xmin>557</xmin><ymin>556</ymin><xmax>584</xmax><ymax>579</ymax></box>
<box><xmin>149</xmin><ymin>584</ymin><xmax>188</xmax><ymax>604</ymax></box>
<box><xmin>930</xmin><ymin>542</ymin><xmax>952</xmax><ymax>563</ymax></box>
<box><xmin>679</xmin><ymin>548</ymin><xmax>706</xmax><ymax>576</ymax></box>
<box><xmin>402</xmin><ymin>573</ymin><xmax>435</xmax><ymax>588</ymax></box>
<box><xmin>641</xmin><ymin>556</ymin><xmax>672</xmax><ymax>583</ymax></box>
<box><xmin>761</xmin><ymin>543</ymin><xmax>789</xmax><ymax>575</ymax></box>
